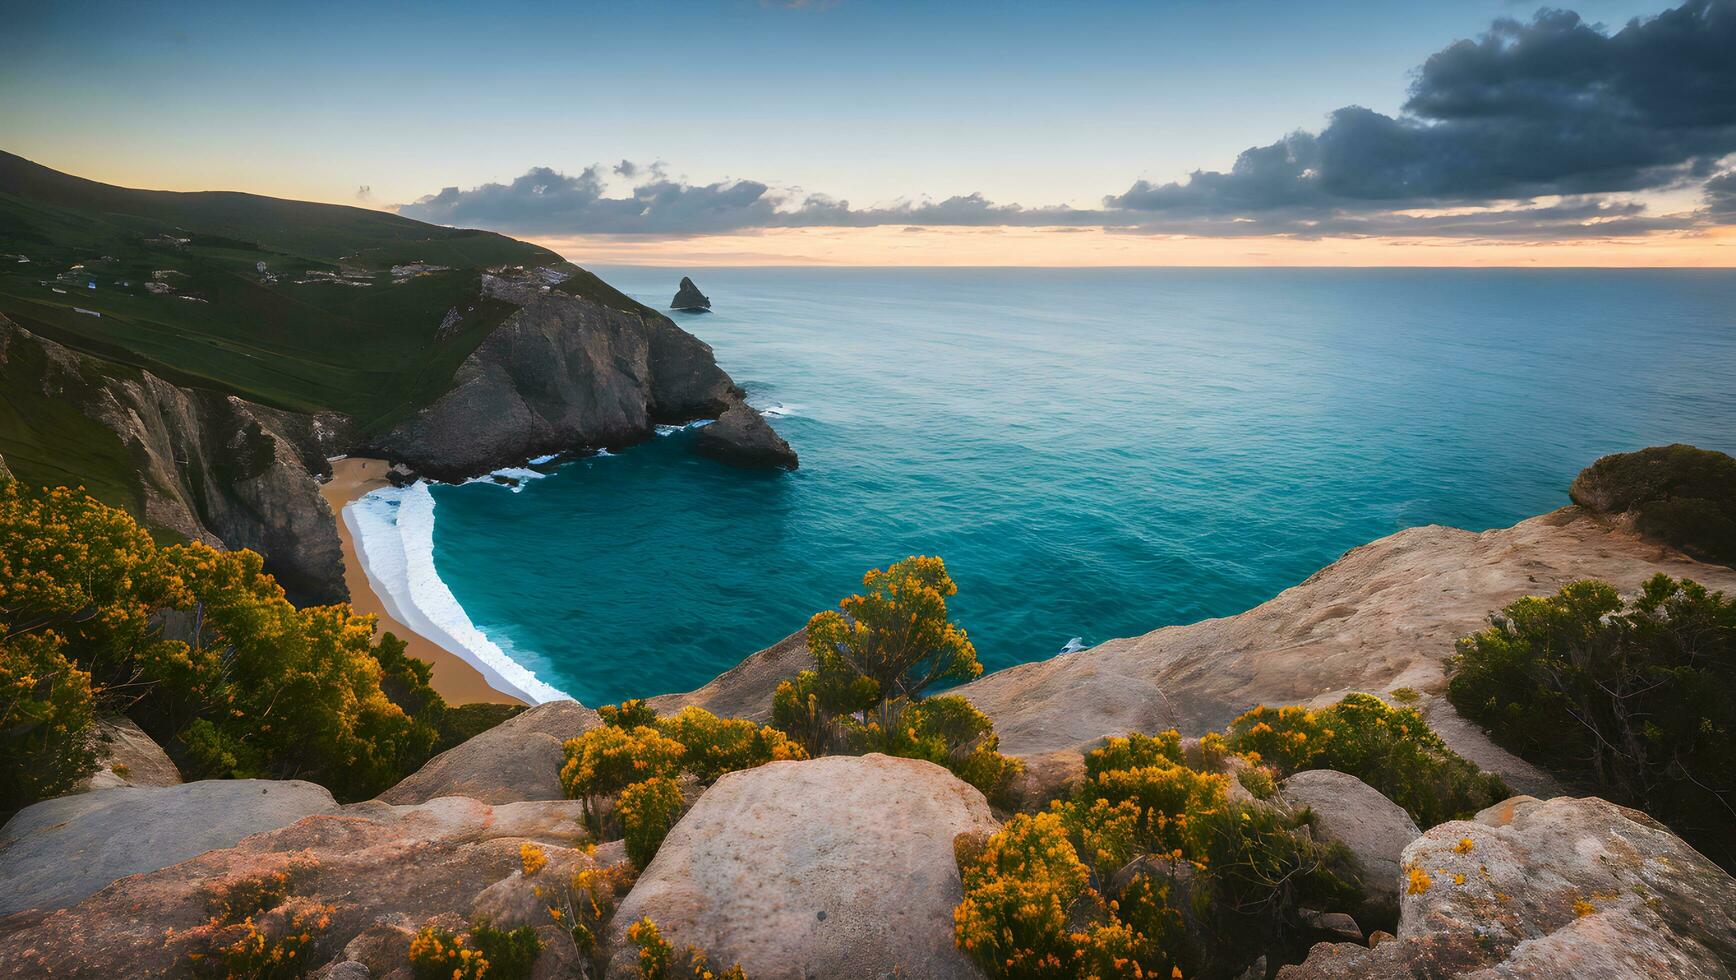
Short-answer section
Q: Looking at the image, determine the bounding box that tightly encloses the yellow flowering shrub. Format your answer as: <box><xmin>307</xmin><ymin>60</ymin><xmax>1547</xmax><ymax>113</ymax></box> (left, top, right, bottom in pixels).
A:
<box><xmin>0</xmin><ymin>630</ymin><xmax>95</xmax><ymax>814</ymax></box>
<box><xmin>0</xmin><ymin>483</ymin><xmax>443</xmax><ymax>805</ymax></box>
<box><xmin>1227</xmin><ymin>694</ymin><xmax>1509</xmax><ymax>827</ymax></box>
<box><xmin>560</xmin><ymin>724</ymin><xmax>684</xmax><ymax>828</ymax></box>
<box><xmin>620</xmin><ymin>776</ymin><xmax>686</xmax><ymax>870</ymax></box>
<box><xmin>626</xmin><ymin>917</ymin><xmax>748</xmax><ymax>980</ymax></box>
<box><xmin>599</xmin><ymin>698</ymin><xmax>660</xmax><ymax>729</ymax></box>
<box><xmin>1081</xmin><ymin>764</ymin><xmax>1227</xmax><ymax>855</ymax></box>
<box><xmin>953</xmin><ymin>811</ymin><xmax>1090</xmax><ymax>978</ymax></box>
<box><xmin>1085</xmin><ymin>731</ymin><xmax>1185</xmax><ymax>780</ymax></box>
<box><xmin>409</xmin><ymin>925</ymin><xmax>489</xmax><ymax>980</ymax></box>
<box><xmin>543</xmin><ymin>860</ymin><xmax>636</xmax><ymax>966</ymax></box>
<box><xmin>520</xmin><ymin>842</ymin><xmax>548</xmax><ymax>877</ymax></box>
<box><xmin>655</xmin><ymin>706</ymin><xmax>806</xmax><ymax>784</ymax></box>
<box><xmin>211</xmin><ymin>902</ymin><xmax>333</xmax><ymax>980</ymax></box>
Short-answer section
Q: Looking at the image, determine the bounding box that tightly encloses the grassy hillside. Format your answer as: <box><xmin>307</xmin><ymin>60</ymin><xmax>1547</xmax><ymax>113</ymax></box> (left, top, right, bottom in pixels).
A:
<box><xmin>0</xmin><ymin>150</ymin><xmax>565</xmax><ymax>432</ymax></box>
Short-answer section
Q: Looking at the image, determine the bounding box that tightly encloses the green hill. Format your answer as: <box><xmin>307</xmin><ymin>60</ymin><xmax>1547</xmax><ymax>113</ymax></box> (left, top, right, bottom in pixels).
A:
<box><xmin>0</xmin><ymin>150</ymin><xmax>563</xmax><ymax>428</ymax></box>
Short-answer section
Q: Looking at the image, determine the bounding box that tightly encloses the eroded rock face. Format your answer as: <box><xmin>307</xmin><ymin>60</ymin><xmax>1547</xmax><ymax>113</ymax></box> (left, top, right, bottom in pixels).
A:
<box><xmin>0</xmin><ymin>778</ymin><xmax>338</xmax><ymax>918</ymax></box>
<box><xmin>1279</xmin><ymin>769</ymin><xmax>1419</xmax><ymax>928</ymax></box>
<box><xmin>76</xmin><ymin>715</ymin><xmax>181</xmax><ymax>792</ymax></box>
<box><xmin>1570</xmin><ymin>444</ymin><xmax>1736</xmax><ymax>566</ymax></box>
<box><xmin>0</xmin><ymin>318</ymin><xmax>349</xmax><ymax>604</ymax></box>
<box><xmin>646</xmin><ymin>629</ymin><xmax>811</xmax><ymax>722</ymax></box>
<box><xmin>671</xmin><ymin>276</ymin><xmax>711</xmax><ymax>310</ymax></box>
<box><xmin>1277</xmin><ymin>795</ymin><xmax>1736</xmax><ymax>979</ymax></box>
<box><xmin>694</xmin><ymin>401</ymin><xmax>799</xmax><ymax>469</ymax></box>
<box><xmin>379</xmin><ymin>699</ymin><xmax>600</xmax><ymax>804</ymax></box>
<box><xmin>955</xmin><ymin>507</ymin><xmax>1736</xmax><ymax>792</ymax></box>
<box><xmin>609</xmin><ymin>754</ymin><xmax>998</xmax><ymax>980</ymax></box>
<box><xmin>0</xmin><ymin>795</ymin><xmax>597</xmax><ymax>978</ymax></box>
<box><xmin>371</xmin><ymin>286</ymin><xmax>742</xmax><ymax>479</ymax></box>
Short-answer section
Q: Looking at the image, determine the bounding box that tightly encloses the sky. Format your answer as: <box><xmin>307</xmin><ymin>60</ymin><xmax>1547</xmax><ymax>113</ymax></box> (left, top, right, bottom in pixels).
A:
<box><xmin>4</xmin><ymin>0</ymin><xmax>1735</xmax><ymax>266</ymax></box>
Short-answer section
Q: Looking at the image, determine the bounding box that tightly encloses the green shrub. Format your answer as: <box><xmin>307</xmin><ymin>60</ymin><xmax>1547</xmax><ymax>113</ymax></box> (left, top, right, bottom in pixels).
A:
<box><xmin>1084</xmin><ymin>731</ymin><xmax>1184</xmax><ymax>780</ymax></box>
<box><xmin>870</xmin><ymin>696</ymin><xmax>1023</xmax><ymax>803</ymax></box>
<box><xmin>620</xmin><ymin>776</ymin><xmax>686</xmax><ymax>870</ymax></box>
<box><xmin>600</xmin><ymin>698</ymin><xmax>659</xmax><ymax>729</ymax></box>
<box><xmin>469</xmin><ymin>922</ymin><xmax>543</xmax><ymax>980</ymax></box>
<box><xmin>0</xmin><ymin>630</ymin><xmax>96</xmax><ymax>815</ymax></box>
<box><xmin>0</xmin><ymin>483</ymin><xmax>442</xmax><ymax>805</ymax></box>
<box><xmin>953</xmin><ymin>811</ymin><xmax>1089</xmax><ymax>978</ymax></box>
<box><xmin>559</xmin><ymin>724</ymin><xmax>684</xmax><ymax>826</ymax></box>
<box><xmin>1227</xmin><ymin>693</ymin><xmax>1508</xmax><ymax>827</ymax></box>
<box><xmin>1450</xmin><ymin>574</ymin><xmax>1736</xmax><ymax>867</ymax></box>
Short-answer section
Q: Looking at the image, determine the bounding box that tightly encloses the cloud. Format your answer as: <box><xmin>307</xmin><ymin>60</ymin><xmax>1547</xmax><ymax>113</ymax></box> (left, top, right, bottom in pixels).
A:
<box><xmin>400</xmin><ymin>0</ymin><xmax>1736</xmax><ymax>242</ymax></box>
<box><xmin>1106</xmin><ymin>1</ymin><xmax>1736</xmax><ymax>220</ymax></box>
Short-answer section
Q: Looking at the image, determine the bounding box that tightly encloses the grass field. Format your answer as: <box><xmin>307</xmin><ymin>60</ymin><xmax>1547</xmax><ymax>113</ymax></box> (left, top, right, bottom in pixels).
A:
<box><xmin>0</xmin><ymin>150</ymin><xmax>571</xmax><ymax>432</ymax></box>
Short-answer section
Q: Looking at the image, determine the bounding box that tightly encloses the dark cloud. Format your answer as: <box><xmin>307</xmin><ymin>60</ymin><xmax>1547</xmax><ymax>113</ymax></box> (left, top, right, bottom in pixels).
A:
<box><xmin>1108</xmin><ymin>0</ymin><xmax>1736</xmax><ymax>215</ymax></box>
<box><xmin>401</xmin><ymin>1</ymin><xmax>1736</xmax><ymax>241</ymax></box>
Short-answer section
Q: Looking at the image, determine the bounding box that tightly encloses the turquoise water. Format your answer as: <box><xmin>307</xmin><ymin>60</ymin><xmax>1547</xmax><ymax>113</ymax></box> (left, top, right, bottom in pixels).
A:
<box><xmin>427</xmin><ymin>268</ymin><xmax>1736</xmax><ymax>707</ymax></box>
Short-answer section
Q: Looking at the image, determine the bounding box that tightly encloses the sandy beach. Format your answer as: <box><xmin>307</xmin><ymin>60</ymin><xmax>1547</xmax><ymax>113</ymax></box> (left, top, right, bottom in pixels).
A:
<box><xmin>319</xmin><ymin>458</ymin><xmax>526</xmax><ymax>706</ymax></box>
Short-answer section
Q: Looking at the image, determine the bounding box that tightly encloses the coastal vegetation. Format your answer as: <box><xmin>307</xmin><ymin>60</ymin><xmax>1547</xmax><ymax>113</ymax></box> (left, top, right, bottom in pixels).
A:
<box><xmin>0</xmin><ymin>481</ymin><xmax>451</xmax><ymax>813</ymax></box>
<box><xmin>952</xmin><ymin>693</ymin><xmax>1507</xmax><ymax>979</ymax></box>
<box><xmin>771</xmin><ymin>555</ymin><xmax>1023</xmax><ymax>801</ymax></box>
<box><xmin>1449</xmin><ymin>574</ymin><xmax>1736</xmax><ymax>867</ymax></box>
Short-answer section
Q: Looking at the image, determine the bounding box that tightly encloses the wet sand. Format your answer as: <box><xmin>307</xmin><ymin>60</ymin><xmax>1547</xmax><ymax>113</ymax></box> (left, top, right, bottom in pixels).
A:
<box><xmin>320</xmin><ymin>458</ymin><xmax>525</xmax><ymax>706</ymax></box>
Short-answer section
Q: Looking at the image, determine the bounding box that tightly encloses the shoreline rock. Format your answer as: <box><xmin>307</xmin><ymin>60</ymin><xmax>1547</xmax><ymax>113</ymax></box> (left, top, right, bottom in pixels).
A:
<box><xmin>694</xmin><ymin>401</ymin><xmax>799</xmax><ymax>469</ymax></box>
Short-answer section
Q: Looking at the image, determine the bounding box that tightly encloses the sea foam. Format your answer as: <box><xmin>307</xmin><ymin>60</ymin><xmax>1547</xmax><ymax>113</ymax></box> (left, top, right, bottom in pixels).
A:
<box><xmin>346</xmin><ymin>483</ymin><xmax>570</xmax><ymax>704</ymax></box>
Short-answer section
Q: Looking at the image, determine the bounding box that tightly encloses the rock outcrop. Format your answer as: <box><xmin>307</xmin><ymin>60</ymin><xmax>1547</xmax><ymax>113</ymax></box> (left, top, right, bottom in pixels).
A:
<box><xmin>1278</xmin><ymin>795</ymin><xmax>1736</xmax><ymax>979</ymax></box>
<box><xmin>0</xmin><ymin>317</ymin><xmax>350</xmax><ymax>604</ymax></box>
<box><xmin>0</xmin><ymin>779</ymin><xmax>338</xmax><ymax>918</ymax></box>
<box><xmin>0</xmin><ymin>795</ymin><xmax>597</xmax><ymax>977</ymax></box>
<box><xmin>379</xmin><ymin>699</ymin><xmax>599</xmax><ymax>804</ymax></box>
<box><xmin>370</xmin><ymin>279</ymin><xmax>752</xmax><ymax>480</ymax></box>
<box><xmin>694</xmin><ymin>401</ymin><xmax>799</xmax><ymax>469</ymax></box>
<box><xmin>609</xmin><ymin>754</ymin><xmax>998</xmax><ymax>980</ymax></box>
<box><xmin>670</xmin><ymin>276</ymin><xmax>711</xmax><ymax>311</ymax></box>
<box><xmin>646</xmin><ymin>629</ymin><xmax>810</xmax><ymax>722</ymax></box>
<box><xmin>1279</xmin><ymin>769</ymin><xmax>1419</xmax><ymax>928</ymax></box>
<box><xmin>75</xmin><ymin>715</ymin><xmax>181</xmax><ymax>792</ymax></box>
<box><xmin>1570</xmin><ymin>444</ymin><xmax>1736</xmax><ymax>566</ymax></box>
<box><xmin>952</xmin><ymin>506</ymin><xmax>1736</xmax><ymax>791</ymax></box>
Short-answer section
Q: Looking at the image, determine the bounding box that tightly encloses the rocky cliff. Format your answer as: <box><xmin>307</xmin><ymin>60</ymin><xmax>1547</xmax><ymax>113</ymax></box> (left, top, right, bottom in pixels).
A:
<box><xmin>1</xmin><ymin>264</ymin><xmax>795</xmax><ymax>604</ymax></box>
<box><xmin>0</xmin><ymin>316</ymin><xmax>349</xmax><ymax>604</ymax></box>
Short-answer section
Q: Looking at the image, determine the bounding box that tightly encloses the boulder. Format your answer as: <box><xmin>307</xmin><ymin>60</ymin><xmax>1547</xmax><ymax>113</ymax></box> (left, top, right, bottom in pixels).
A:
<box><xmin>76</xmin><ymin>715</ymin><xmax>181</xmax><ymax>791</ymax></box>
<box><xmin>695</xmin><ymin>400</ymin><xmax>799</xmax><ymax>470</ymax></box>
<box><xmin>379</xmin><ymin>699</ymin><xmax>600</xmax><ymax>804</ymax></box>
<box><xmin>1277</xmin><ymin>795</ymin><xmax>1736</xmax><ymax>979</ymax></box>
<box><xmin>0</xmin><ymin>778</ymin><xmax>337</xmax><ymax>918</ymax></box>
<box><xmin>0</xmin><ymin>794</ymin><xmax>600</xmax><ymax>977</ymax></box>
<box><xmin>1279</xmin><ymin>769</ymin><xmax>1420</xmax><ymax>927</ymax></box>
<box><xmin>670</xmin><ymin>276</ymin><xmax>711</xmax><ymax>311</ymax></box>
<box><xmin>1570</xmin><ymin>444</ymin><xmax>1736</xmax><ymax>566</ymax></box>
<box><xmin>647</xmin><ymin>629</ymin><xmax>811</xmax><ymax>722</ymax></box>
<box><xmin>609</xmin><ymin>754</ymin><xmax>999</xmax><ymax>979</ymax></box>
<box><xmin>1002</xmin><ymin>749</ymin><xmax>1086</xmax><ymax>811</ymax></box>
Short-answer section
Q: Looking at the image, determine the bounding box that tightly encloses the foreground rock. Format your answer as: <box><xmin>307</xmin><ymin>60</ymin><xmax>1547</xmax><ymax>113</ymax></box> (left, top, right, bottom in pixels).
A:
<box><xmin>1279</xmin><ymin>770</ymin><xmax>1419</xmax><ymax>928</ymax></box>
<box><xmin>75</xmin><ymin>715</ymin><xmax>181</xmax><ymax>792</ymax></box>
<box><xmin>0</xmin><ymin>795</ymin><xmax>597</xmax><ymax>977</ymax></box>
<box><xmin>671</xmin><ymin>275</ymin><xmax>712</xmax><ymax>310</ymax></box>
<box><xmin>695</xmin><ymin>401</ymin><xmax>800</xmax><ymax>469</ymax></box>
<box><xmin>610</xmin><ymin>754</ymin><xmax>998</xmax><ymax>979</ymax></box>
<box><xmin>954</xmin><ymin>505</ymin><xmax>1736</xmax><ymax>790</ymax></box>
<box><xmin>379</xmin><ymin>699</ymin><xmax>600</xmax><ymax>804</ymax></box>
<box><xmin>1570</xmin><ymin>444</ymin><xmax>1736</xmax><ymax>567</ymax></box>
<box><xmin>1279</xmin><ymin>795</ymin><xmax>1736</xmax><ymax>978</ymax></box>
<box><xmin>0</xmin><ymin>779</ymin><xmax>337</xmax><ymax>918</ymax></box>
<box><xmin>647</xmin><ymin>629</ymin><xmax>810</xmax><ymax>722</ymax></box>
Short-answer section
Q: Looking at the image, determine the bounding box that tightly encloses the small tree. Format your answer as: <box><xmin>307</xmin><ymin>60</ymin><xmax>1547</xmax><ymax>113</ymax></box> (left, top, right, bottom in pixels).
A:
<box><xmin>805</xmin><ymin>555</ymin><xmax>983</xmax><ymax>731</ymax></box>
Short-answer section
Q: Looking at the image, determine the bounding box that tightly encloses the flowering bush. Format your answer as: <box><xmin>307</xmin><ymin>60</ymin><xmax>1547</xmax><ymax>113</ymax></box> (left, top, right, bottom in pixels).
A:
<box><xmin>625</xmin><ymin>917</ymin><xmax>748</xmax><ymax>980</ymax></box>
<box><xmin>0</xmin><ymin>630</ymin><xmax>95</xmax><ymax>814</ymax></box>
<box><xmin>560</xmin><ymin>724</ymin><xmax>685</xmax><ymax>829</ymax></box>
<box><xmin>210</xmin><ymin>902</ymin><xmax>332</xmax><ymax>980</ymax></box>
<box><xmin>409</xmin><ymin>925</ymin><xmax>489</xmax><ymax>980</ymax></box>
<box><xmin>0</xmin><ymin>483</ymin><xmax>443</xmax><ymax>806</ymax></box>
<box><xmin>953</xmin><ymin>812</ymin><xmax>1090</xmax><ymax>978</ymax></box>
<box><xmin>1227</xmin><ymin>693</ymin><xmax>1507</xmax><ymax>827</ymax></box>
<box><xmin>655</xmin><ymin>706</ymin><xmax>806</xmax><ymax>784</ymax></box>
<box><xmin>599</xmin><ymin>698</ymin><xmax>660</xmax><ymax>729</ymax></box>
<box><xmin>620</xmin><ymin>776</ymin><xmax>686</xmax><ymax>870</ymax></box>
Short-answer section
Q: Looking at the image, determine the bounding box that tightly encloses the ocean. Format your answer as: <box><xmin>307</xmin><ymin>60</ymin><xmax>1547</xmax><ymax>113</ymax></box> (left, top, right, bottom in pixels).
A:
<box><xmin>349</xmin><ymin>268</ymin><xmax>1736</xmax><ymax>707</ymax></box>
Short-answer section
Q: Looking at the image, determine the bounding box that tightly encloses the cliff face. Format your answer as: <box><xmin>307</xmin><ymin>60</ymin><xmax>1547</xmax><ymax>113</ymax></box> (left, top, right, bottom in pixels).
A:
<box><xmin>0</xmin><ymin>318</ymin><xmax>348</xmax><ymax>605</ymax></box>
<box><xmin>367</xmin><ymin>275</ymin><xmax>761</xmax><ymax>479</ymax></box>
<box><xmin>3</xmin><ymin>264</ymin><xmax>793</xmax><ymax>603</ymax></box>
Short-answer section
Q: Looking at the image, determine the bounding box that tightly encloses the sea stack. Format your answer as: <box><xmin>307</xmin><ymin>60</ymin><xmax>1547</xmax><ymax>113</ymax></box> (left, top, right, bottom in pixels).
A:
<box><xmin>671</xmin><ymin>276</ymin><xmax>711</xmax><ymax>311</ymax></box>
